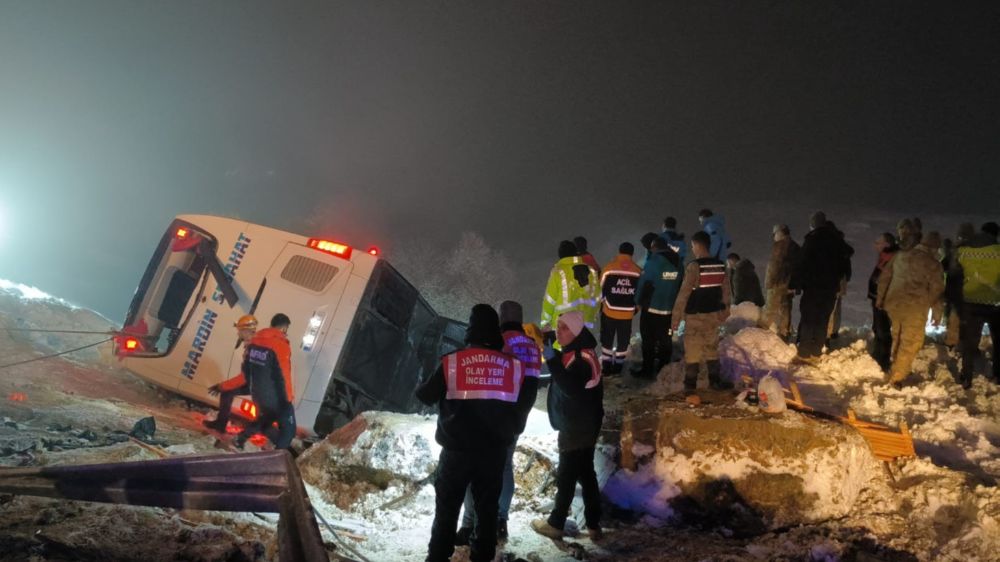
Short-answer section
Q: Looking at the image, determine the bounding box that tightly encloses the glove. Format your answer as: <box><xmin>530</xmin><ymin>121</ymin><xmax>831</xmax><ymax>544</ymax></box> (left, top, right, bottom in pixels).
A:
<box><xmin>542</xmin><ymin>342</ymin><xmax>558</xmax><ymax>361</ymax></box>
<box><xmin>207</xmin><ymin>384</ymin><xmax>221</xmax><ymax>397</ymax></box>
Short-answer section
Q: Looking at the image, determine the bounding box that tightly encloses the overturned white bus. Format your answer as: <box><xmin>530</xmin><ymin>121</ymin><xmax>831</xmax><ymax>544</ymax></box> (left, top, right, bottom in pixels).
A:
<box><xmin>116</xmin><ymin>215</ymin><xmax>465</xmax><ymax>436</ymax></box>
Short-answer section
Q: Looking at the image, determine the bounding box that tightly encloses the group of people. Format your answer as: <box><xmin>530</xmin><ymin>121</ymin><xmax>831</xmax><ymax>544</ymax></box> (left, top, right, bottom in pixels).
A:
<box><xmin>870</xmin><ymin>219</ymin><xmax>1000</xmax><ymax>388</ymax></box>
<box><xmin>202</xmin><ymin>312</ymin><xmax>297</xmax><ymax>450</ymax></box>
<box><xmin>415</xmin><ymin>301</ymin><xmax>601</xmax><ymax>562</ymax></box>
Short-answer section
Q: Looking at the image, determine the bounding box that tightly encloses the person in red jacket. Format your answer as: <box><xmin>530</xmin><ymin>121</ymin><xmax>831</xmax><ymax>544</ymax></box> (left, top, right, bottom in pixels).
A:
<box><xmin>203</xmin><ymin>314</ymin><xmax>258</xmax><ymax>432</ymax></box>
<box><xmin>233</xmin><ymin>313</ymin><xmax>296</xmax><ymax>450</ymax></box>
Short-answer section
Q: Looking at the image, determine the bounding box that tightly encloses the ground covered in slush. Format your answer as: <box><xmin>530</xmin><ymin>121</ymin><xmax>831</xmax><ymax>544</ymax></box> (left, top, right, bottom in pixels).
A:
<box><xmin>0</xmin><ymin>279</ymin><xmax>998</xmax><ymax>561</ymax></box>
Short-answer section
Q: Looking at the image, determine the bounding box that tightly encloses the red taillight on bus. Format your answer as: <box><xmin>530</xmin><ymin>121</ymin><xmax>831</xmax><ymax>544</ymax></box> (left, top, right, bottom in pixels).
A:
<box><xmin>367</xmin><ymin>246</ymin><xmax>379</xmax><ymax>256</ymax></box>
<box><xmin>307</xmin><ymin>238</ymin><xmax>353</xmax><ymax>259</ymax></box>
<box><xmin>240</xmin><ymin>399</ymin><xmax>257</xmax><ymax>420</ymax></box>
<box><xmin>175</xmin><ymin>227</ymin><xmax>189</xmax><ymax>240</ymax></box>
<box><xmin>122</xmin><ymin>337</ymin><xmax>140</xmax><ymax>352</ymax></box>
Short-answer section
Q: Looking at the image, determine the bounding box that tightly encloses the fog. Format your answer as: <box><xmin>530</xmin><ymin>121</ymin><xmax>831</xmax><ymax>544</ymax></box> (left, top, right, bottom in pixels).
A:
<box><xmin>1</xmin><ymin>2</ymin><xmax>998</xmax><ymax>322</ymax></box>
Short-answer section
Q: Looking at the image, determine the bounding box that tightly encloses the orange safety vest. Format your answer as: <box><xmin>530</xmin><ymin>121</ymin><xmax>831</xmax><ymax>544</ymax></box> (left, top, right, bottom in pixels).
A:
<box><xmin>443</xmin><ymin>348</ymin><xmax>524</xmax><ymax>402</ymax></box>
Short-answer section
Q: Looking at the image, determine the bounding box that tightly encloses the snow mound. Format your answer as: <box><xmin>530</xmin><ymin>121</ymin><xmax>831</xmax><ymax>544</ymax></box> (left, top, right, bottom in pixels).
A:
<box><xmin>719</xmin><ymin>327</ymin><xmax>796</xmax><ymax>384</ymax></box>
<box><xmin>723</xmin><ymin>302</ymin><xmax>762</xmax><ymax>334</ymax></box>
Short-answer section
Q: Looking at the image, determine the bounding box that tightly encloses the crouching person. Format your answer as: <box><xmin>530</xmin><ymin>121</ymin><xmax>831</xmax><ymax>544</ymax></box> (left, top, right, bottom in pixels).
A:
<box><xmin>531</xmin><ymin>311</ymin><xmax>605</xmax><ymax>541</ymax></box>
<box><xmin>416</xmin><ymin>304</ymin><xmax>528</xmax><ymax>562</ymax></box>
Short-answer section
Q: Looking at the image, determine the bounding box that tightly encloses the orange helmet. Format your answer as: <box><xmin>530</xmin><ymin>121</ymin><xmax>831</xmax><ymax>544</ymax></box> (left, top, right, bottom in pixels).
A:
<box><xmin>234</xmin><ymin>314</ymin><xmax>258</xmax><ymax>329</ymax></box>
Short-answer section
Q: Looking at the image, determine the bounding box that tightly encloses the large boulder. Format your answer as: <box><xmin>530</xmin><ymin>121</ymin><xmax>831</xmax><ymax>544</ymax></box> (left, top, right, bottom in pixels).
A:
<box><xmin>610</xmin><ymin>398</ymin><xmax>881</xmax><ymax>535</ymax></box>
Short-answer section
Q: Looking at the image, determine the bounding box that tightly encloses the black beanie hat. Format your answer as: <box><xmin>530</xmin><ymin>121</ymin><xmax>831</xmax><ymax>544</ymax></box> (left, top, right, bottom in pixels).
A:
<box><xmin>465</xmin><ymin>304</ymin><xmax>504</xmax><ymax>350</ymax></box>
<box><xmin>499</xmin><ymin>300</ymin><xmax>523</xmax><ymax>325</ymax></box>
<box><xmin>558</xmin><ymin>240</ymin><xmax>577</xmax><ymax>259</ymax></box>
<box><xmin>619</xmin><ymin>242</ymin><xmax>634</xmax><ymax>255</ymax></box>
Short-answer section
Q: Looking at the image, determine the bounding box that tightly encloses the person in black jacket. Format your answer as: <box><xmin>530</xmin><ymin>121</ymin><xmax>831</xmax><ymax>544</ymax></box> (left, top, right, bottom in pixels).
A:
<box><xmin>792</xmin><ymin>212</ymin><xmax>854</xmax><ymax>362</ymax></box>
<box><xmin>726</xmin><ymin>253</ymin><xmax>765</xmax><ymax>307</ymax></box>
<box><xmin>416</xmin><ymin>304</ymin><xmax>529</xmax><ymax>562</ymax></box>
<box><xmin>868</xmin><ymin>233</ymin><xmax>898</xmax><ymax>371</ymax></box>
<box><xmin>531</xmin><ymin>311</ymin><xmax>604</xmax><ymax>541</ymax></box>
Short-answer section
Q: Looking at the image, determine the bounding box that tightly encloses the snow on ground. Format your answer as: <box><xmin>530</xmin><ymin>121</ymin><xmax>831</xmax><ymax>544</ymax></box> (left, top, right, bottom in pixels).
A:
<box><xmin>2</xmin><ymin>279</ymin><xmax>1000</xmax><ymax>561</ymax></box>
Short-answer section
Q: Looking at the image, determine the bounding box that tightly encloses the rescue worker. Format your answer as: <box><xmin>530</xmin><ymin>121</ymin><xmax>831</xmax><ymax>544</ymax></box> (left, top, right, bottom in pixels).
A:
<box><xmin>634</xmin><ymin>238</ymin><xmax>683</xmax><ymax>377</ymax></box>
<box><xmin>640</xmin><ymin>232</ymin><xmax>658</xmax><ymax>267</ymax></box>
<box><xmin>955</xmin><ymin>224</ymin><xmax>1000</xmax><ymax>388</ymax></box>
<box><xmin>455</xmin><ymin>301</ymin><xmax>540</xmax><ymax>544</ymax></box>
<box><xmin>791</xmin><ymin>212</ymin><xmax>853</xmax><ymax>363</ymax></box>
<box><xmin>233</xmin><ymin>313</ymin><xmax>296</xmax><ymax>450</ymax></box>
<box><xmin>763</xmin><ymin>224</ymin><xmax>799</xmax><ymax>340</ymax></box>
<box><xmin>726</xmin><ymin>253</ymin><xmax>765</xmax><ymax>307</ymax></box>
<box><xmin>203</xmin><ymin>314</ymin><xmax>258</xmax><ymax>432</ymax></box>
<box><xmin>876</xmin><ymin>232</ymin><xmax>945</xmax><ymax>387</ymax></box>
<box><xmin>868</xmin><ymin>233</ymin><xmax>899</xmax><ymax>372</ymax></box>
<box><xmin>698</xmin><ymin>209</ymin><xmax>732</xmax><ymax>260</ymax></box>
<box><xmin>574</xmin><ymin>236</ymin><xmax>601</xmax><ymax>277</ymax></box>
<box><xmin>598</xmin><ymin>242</ymin><xmax>641</xmax><ymax>374</ymax></box>
<box><xmin>417</xmin><ymin>304</ymin><xmax>527</xmax><ymax>562</ymax></box>
<box><xmin>531</xmin><ymin>311</ymin><xmax>604</xmax><ymax>541</ymax></box>
<box><xmin>942</xmin><ymin>237</ymin><xmax>961</xmax><ymax>348</ymax></box>
<box><xmin>672</xmin><ymin>231</ymin><xmax>732</xmax><ymax>393</ymax></box>
<box><xmin>660</xmin><ymin>216</ymin><xmax>687</xmax><ymax>263</ymax></box>
<box><xmin>540</xmin><ymin>240</ymin><xmax>599</xmax><ymax>332</ymax></box>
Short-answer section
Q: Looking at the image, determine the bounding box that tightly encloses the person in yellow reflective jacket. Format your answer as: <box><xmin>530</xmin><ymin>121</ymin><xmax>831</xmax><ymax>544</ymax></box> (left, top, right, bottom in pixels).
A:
<box><xmin>540</xmin><ymin>240</ymin><xmax>600</xmax><ymax>333</ymax></box>
<box><xmin>955</xmin><ymin>222</ymin><xmax>1000</xmax><ymax>388</ymax></box>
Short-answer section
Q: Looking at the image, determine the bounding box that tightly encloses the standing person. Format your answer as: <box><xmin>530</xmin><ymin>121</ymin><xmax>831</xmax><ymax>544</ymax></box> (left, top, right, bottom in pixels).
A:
<box><xmin>726</xmin><ymin>253</ymin><xmax>765</xmax><ymax>307</ymax></box>
<box><xmin>598</xmin><ymin>243</ymin><xmax>642</xmax><ymax>375</ymax></box>
<box><xmin>698</xmin><ymin>209</ymin><xmax>732</xmax><ymax>260</ymax></box>
<box><xmin>531</xmin><ymin>311</ymin><xmax>604</xmax><ymax>541</ymax></box>
<box><xmin>763</xmin><ymin>224</ymin><xmax>799</xmax><ymax>340</ymax></box>
<box><xmin>955</xmin><ymin>224</ymin><xmax>1000</xmax><ymax>388</ymax></box>
<box><xmin>660</xmin><ymin>216</ymin><xmax>687</xmax><ymax>263</ymax></box>
<box><xmin>574</xmin><ymin>236</ymin><xmax>601</xmax><ymax>277</ymax></box>
<box><xmin>868</xmin><ymin>233</ymin><xmax>899</xmax><ymax>372</ymax></box>
<box><xmin>639</xmin><ymin>232</ymin><xmax>658</xmax><ymax>267</ymax></box>
<box><xmin>825</xmin><ymin>223</ymin><xmax>855</xmax><ymax>341</ymax></box>
<box><xmin>233</xmin><ymin>313</ymin><xmax>296</xmax><ymax>450</ymax></box>
<box><xmin>791</xmin><ymin>212</ymin><xmax>853</xmax><ymax>363</ymax></box>
<box><xmin>634</xmin><ymin>238</ymin><xmax>683</xmax><ymax>377</ymax></box>
<box><xmin>876</xmin><ymin>232</ymin><xmax>945</xmax><ymax>387</ymax></box>
<box><xmin>454</xmin><ymin>301</ymin><xmax>540</xmax><ymax>544</ymax></box>
<box><xmin>203</xmin><ymin>314</ymin><xmax>258</xmax><ymax>432</ymax></box>
<box><xmin>942</xmin><ymin>237</ymin><xmax>962</xmax><ymax>348</ymax></box>
<box><xmin>417</xmin><ymin>304</ymin><xmax>527</xmax><ymax>562</ymax></box>
<box><xmin>540</xmin><ymin>241</ymin><xmax>600</xmax><ymax>332</ymax></box>
<box><xmin>672</xmin><ymin>231</ymin><xmax>731</xmax><ymax>393</ymax></box>
<box><xmin>897</xmin><ymin>219</ymin><xmax>920</xmax><ymax>251</ymax></box>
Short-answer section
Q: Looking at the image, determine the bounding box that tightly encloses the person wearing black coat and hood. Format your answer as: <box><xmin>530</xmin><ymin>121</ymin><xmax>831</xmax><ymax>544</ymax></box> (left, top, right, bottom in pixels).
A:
<box><xmin>531</xmin><ymin>311</ymin><xmax>605</xmax><ymax>541</ymax></box>
<box><xmin>792</xmin><ymin>211</ymin><xmax>854</xmax><ymax>361</ymax></box>
<box><xmin>416</xmin><ymin>304</ymin><xmax>529</xmax><ymax>562</ymax></box>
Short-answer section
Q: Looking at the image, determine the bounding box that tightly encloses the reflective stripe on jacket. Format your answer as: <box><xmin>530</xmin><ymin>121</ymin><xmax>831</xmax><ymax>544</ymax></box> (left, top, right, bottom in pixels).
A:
<box><xmin>540</xmin><ymin>256</ymin><xmax>599</xmax><ymax>329</ymax></box>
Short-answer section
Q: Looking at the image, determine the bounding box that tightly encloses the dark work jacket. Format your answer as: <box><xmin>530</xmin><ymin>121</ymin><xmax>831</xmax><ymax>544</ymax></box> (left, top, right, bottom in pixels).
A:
<box><xmin>868</xmin><ymin>248</ymin><xmax>897</xmax><ymax>302</ymax></box>
<box><xmin>792</xmin><ymin>225</ymin><xmax>853</xmax><ymax>293</ymax></box>
<box><xmin>243</xmin><ymin>330</ymin><xmax>293</xmax><ymax>414</ymax></box>
<box><xmin>729</xmin><ymin>259</ymin><xmax>765</xmax><ymax>307</ymax></box>
<box><xmin>545</xmin><ymin>329</ymin><xmax>604</xmax><ymax>452</ymax></box>
<box><xmin>415</xmin><ymin>343</ymin><xmax>529</xmax><ymax>451</ymax></box>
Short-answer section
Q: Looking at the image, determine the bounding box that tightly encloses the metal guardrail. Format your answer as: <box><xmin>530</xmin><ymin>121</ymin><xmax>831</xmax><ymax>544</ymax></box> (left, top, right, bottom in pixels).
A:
<box><xmin>0</xmin><ymin>450</ymin><xmax>330</xmax><ymax>562</ymax></box>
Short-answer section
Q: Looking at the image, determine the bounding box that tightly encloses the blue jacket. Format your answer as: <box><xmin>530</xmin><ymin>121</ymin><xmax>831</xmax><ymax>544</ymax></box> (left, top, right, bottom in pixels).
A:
<box><xmin>701</xmin><ymin>215</ymin><xmax>732</xmax><ymax>260</ymax></box>
<box><xmin>659</xmin><ymin>229</ymin><xmax>688</xmax><ymax>263</ymax></box>
<box><xmin>636</xmin><ymin>250</ymin><xmax>684</xmax><ymax>314</ymax></box>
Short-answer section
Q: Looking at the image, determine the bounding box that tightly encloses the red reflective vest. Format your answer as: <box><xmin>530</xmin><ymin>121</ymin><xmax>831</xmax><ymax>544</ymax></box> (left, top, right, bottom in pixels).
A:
<box><xmin>443</xmin><ymin>348</ymin><xmax>524</xmax><ymax>402</ymax></box>
<box><xmin>502</xmin><ymin>330</ymin><xmax>542</xmax><ymax>378</ymax></box>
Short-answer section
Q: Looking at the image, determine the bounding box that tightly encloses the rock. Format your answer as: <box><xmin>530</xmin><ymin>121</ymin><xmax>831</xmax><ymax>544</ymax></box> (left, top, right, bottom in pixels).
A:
<box><xmin>611</xmin><ymin>399</ymin><xmax>880</xmax><ymax>533</ymax></box>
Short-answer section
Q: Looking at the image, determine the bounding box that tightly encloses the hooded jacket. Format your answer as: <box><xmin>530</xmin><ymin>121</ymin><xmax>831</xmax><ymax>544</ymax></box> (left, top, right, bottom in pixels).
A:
<box><xmin>659</xmin><ymin>229</ymin><xmax>688</xmax><ymax>263</ymax></box>
<box><xmin>545</xmin><ymin>327</ymin><xmax>604</xmax><ymax>452</ymax></box>
<box><xmin>729</xmin><ymin>259</ymin><xmax>765</xmax><ymax>307</ymax></box>
<box><xmin>792</xmin><ymin>224</ymin><xmax>853</xmax><ymax>293</ymax></box>
<box><xmin>600</xmin><ymin>253</ymin><xmax>642</xmax><ymax>320</ymax></box>
<box><xmin>700</xmin><ymin>215</ymin><xmax>732</xmax><ymax>260</ymax></box>
<box><xmin>540</xmin><ymin>256</ymin><xmax>599</xmax><ymax>330</ymax></box>
<box><xmin>636</xmin><ymin>250</ymin><xmax>684</xmax><ymax>314</ymax></box>
<box><xmin>877</xmin><ymin>245</ymin><xmax>945</xmax><ymax>317</ymax></box>
<box><xmin>241</xmin><ymin>327</ymin><xmax>294</xmax><ymax>413</ymax></box>
<box><xmin>955</xmin><ymin>240</ymin><xmax>1000</xmax><ymax>306</ymax></box>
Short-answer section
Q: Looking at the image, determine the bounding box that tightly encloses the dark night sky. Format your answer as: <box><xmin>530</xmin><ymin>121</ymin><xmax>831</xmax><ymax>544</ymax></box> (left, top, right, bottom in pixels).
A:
<box><xmin>1</xmin><ymin>2</ymin><xmax>998</xmax><ymax>321</ymax></box>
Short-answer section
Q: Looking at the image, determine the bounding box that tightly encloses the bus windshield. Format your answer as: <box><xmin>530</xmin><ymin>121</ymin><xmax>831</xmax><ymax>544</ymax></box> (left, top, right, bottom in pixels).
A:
<box><xmin>120</xmin><ymin>221</ymin><xmax>218</xmax><ymax>356</ymax></box>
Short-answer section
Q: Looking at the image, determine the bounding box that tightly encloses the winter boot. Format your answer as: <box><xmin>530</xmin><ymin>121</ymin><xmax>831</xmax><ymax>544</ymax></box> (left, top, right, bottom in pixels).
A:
<box><xmin>707</xmin><ymin>360</ymin><xmax>733</xmax><ymax>390</ymax></box>
<box><xmin>454</xmin><ymin>525</ymin><xmax>473</xmax><ymax>546</ymax></box>
<box><xmin>530</xmin><ymin>519</ymin><xmax>563</xmax><ymax>540</ymax></box>
<box><xmin>202</xmin><ymin>418</ymin><xmax>227</xmax><ymax>433</ymax></box>
<box><xmin>683</xmin><ymin>362</ymin><xmax>699</xmax><ymax>395</ymax></box>
<box><xmin>496</xmin><ymin>519</ymin><xmax>508</xmax><ymax>541</ymax></box>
